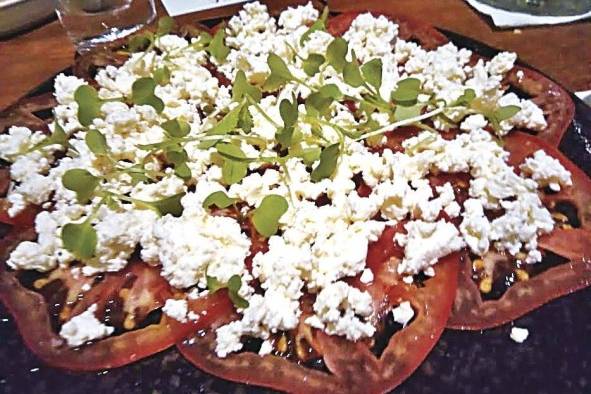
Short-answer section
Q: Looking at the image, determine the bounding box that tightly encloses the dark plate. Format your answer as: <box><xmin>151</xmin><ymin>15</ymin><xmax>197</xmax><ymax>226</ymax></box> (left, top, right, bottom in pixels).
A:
<box><xmin>1</xmin><ymin>24</ymin><xmax>591</xmax><ymax>394</ymax></box>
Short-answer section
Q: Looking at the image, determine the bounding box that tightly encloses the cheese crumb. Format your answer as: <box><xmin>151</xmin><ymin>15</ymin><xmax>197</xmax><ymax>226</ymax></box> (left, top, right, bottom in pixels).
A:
<box><xmin>162</xmin><ymin>299</ymin><xmax>189</xmax><ymax>323</ymax></box>
<box><xmin>59</xmin><ymin>304</ymin><xmax>114</xmax><ymax>347</ymax></box>
<box><xmin>391</xmin><ymin>301</ymin><xmax>415</xmax><ymax>327</ymax></box>
<box><xmin>510</xmin><ymin>326</ymin><xmax>529</xmax><ymax>343</ymax></box>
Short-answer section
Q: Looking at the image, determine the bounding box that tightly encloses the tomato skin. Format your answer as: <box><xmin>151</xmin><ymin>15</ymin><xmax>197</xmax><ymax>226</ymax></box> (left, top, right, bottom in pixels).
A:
<box><xmin>448</xmin><ymin>132</ymin><xmax>591</xmax><ymax>330</ymax></box>
<box><xmin>0</xmin><ymin>255</ymin><xmax>233</xmax><ymax>371</ymax></box>
<box><xmin>0</xmin><ymin>201</ymin><xmax>39</xmax><ymax>228</ymax></box>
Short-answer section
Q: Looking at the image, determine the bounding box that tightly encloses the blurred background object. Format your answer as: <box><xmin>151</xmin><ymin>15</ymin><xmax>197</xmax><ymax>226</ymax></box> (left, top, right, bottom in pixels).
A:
<box><xmin>0</xmin><ymin>0</ymin><xmax>56</xmax><ymax>38</ymax></box>
<box><xmin>466</xmin><ymin>0</ymin><xmax>591</xmax><ymax>27</ymax></box>
<box><xmin>55</xmin><ymin>0</ymin><xmax>156</xmax><ymax>53</ymax></box>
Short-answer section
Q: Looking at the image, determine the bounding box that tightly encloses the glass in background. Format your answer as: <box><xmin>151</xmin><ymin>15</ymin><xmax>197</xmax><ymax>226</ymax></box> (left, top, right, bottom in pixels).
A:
<box><xmin>56</xmin><ymin>0</ymin><xmax>156</xmax><ymax>53</ymax></box>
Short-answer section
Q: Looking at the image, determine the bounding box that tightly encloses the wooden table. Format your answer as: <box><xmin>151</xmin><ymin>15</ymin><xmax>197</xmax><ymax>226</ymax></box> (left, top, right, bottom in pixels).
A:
<box><xmin>0</xmin><ymin>0</ymin><xmax>590</xmax><ymax>112</ymax></box>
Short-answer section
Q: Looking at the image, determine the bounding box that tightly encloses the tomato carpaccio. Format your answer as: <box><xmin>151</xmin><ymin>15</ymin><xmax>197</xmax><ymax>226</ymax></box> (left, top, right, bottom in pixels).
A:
<box><xmin>0</xmin><ymin>5</ymin><xmax>586</xmax><ymax>394</ymax></box>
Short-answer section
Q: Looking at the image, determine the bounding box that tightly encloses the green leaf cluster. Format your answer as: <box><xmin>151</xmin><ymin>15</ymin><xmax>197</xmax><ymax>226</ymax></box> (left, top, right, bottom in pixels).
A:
<box><xmin>310</xmin><ymin>143</ymin><xmax>339</xmax><ymax>182</ymax></box>
<box><xmin>263</xmin><ymin>53</ymin><xmax>296</xmax><ymax>91</ymax></box>
<box><xmin>252</xmin><ymin>194</ymin><xmax>288</xmax><ymax>237</ymax></box>
<box><xmin>300</xmin><ymin>6</ymin><xmax>329</xmax><ymax>45</ymax></box>
<box><xmin>131</xmin><ymin>77</ymin><xmax>164</xmax><ymax>113</ymax></box>
<box><xmin>74</xmin><ymin>85</ymin><xmax>103</xmax><ymax>127</ymax></box>
<box><xmin>61</xmin><ymin>219</ymin><xmax>97</xmax><ymax>260</ymax></box>
<box><xmin>217</xmin><ymin>143</ymin><xmax>248</xmax><ymax>185</ymax></box>
<box><xmin>206</xmin><ymin>27</ymin><xmax>230</xmax><ymax>63</ymax></box>
<box><xmin>207</xmin><ymin>274</ymin><xmax>249</xmax><ymax>309</ymax></box>
<box><xmin>202</xmin><ymin>191</ymin><xmax>237</xmax><ymax>210</ymax></box>
<box><xmin>62</xmin><ymin>169</ymin><xmax>100</xmax><ymax>204</ymax></box>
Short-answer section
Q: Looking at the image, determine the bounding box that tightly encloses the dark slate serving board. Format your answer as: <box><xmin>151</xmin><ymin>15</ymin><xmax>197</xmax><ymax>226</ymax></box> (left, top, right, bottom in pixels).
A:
<box><xmin>1</xmin><ymin>25</ymin><xmax>591</xmax><ymax>394</ymax></box>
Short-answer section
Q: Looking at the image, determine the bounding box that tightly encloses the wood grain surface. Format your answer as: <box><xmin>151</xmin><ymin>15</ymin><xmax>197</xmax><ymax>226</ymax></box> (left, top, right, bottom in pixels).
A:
<box><xmin>0</xmin><ymin>0</ymin><xmax>589</xmax><ymax>112</ymax></box>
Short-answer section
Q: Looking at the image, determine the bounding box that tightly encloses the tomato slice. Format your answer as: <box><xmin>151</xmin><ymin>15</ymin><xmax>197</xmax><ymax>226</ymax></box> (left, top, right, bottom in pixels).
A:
<box><xmin>504</xmin><ymin>67</ymin><xmax>575</xmax><ymax>147</ymax></box>
<box><xmin>0</xmin><ymin>200</ymin><xmax>39</xmax><ymax>229</ymax></box>
<box><xmin>448</xmin><ymin>132</ymin><xmax>591</xmax><ymax>330</ymax></box>
<box><xmin>178</xmin><ymin>225</ymin><xmax>459</xmax><ymax>394</ymax></box>
<box><xmin>0</xmin><ymin>219</ymin><xmax>232</xmax><ymax>371</ymax></box>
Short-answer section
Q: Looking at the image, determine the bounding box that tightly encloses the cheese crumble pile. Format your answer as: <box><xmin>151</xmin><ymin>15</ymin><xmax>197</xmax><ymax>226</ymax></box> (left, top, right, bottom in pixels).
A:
<box><xmin>0</xmin><ymin>2</ymin><xmax>571</xmax><ymax>356</ymax></box>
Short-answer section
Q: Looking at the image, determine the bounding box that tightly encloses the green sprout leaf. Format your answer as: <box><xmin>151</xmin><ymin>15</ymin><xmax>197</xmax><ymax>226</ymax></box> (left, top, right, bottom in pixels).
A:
<box><xmin>343</xmin><ymin>53</ymin><xmax>363</xmax><ymax>88</ymax></box>
<box><xmin>487</xmin><ymin>104</ymin><xmax>521</xmax><ymax>130</ymax></box>
<box><xmin>311</xmin><ymin>143</ymin><xmax>339</xmax><ymax>182</ymax></box>
<box><xmin>493</xmin><ymin>105</ymin><xmax>521</xmax><ymax>122</ymax></box>
<box><xmin>232</xmin><ymin>70</ymin><xmax>262</xmax><ymax>103</ymax></box>
<box><xmin>203</xmin><ymin>191</ymin><xmax>237</xmax><ymax>210</ymax></box>
<box><xmin>252</xmin><ymin>194</ymin><xmax>288</xmax><ymax>237</ymax></box>
<box><xmin>300</xmin><ymin>6</ymin><xmax>329</xmax><ymax>45</ymax></box>
<box><xmin>141</xmin><ymin>192</ymin><xmax>185</xmax><ymax>217</ymax></box>
<box><xmin>207</xmin><ymin>27</ymin><xmax>230</xmax><ymax>63</ymax></box>
<box><xmin>165</xmin><ymin>148</ymin><xmax>192</xmax><ymax>180</ymax></box>
<box><xmin>156</xmin><ymin>16</ymin><xmax>176</xmax><ymax>36</ymax></box>
<box><xmin>238</xmin><ymin>105</ymin><xmax>253</xmax><ymax>133</ymax></box>
<box><xmin>85</xmin><ymin>129</ymin><xmax>108</xmax><ymax>155</ymax></box>
<box><xmin>127</xmin><ymin>32</ymin><xmax>153</xmax><ymax>52</ymax></box>
<box><xmin>131</xmin><ymin>77</ymin><xmax>164</xmax><ymax>113</ymax></box>
<box><xmin>453</xmin><ymin>88</ymin><xmax>476</xmax><ymax>106</ymax></box>
<box><xmin>227</xmin><ymin>274</ymin><xmax>249</xmax><ymax>309</ymax></box>
<box><xmin>153</xmin><ymin>66</ymin><xmax>171</xmax><ymax>86</ymax></box>
<box><xmin>394</xmin><ymin>103</ymin><xmax>425</xmax><ymax>121</ymax></box>
<box><xmin>319</xmin><ymin>84</ymin><xmax>343</xmax><ymax>100</ymax></box>
<box><xmin>302</xmin><ymin>54</ymin><xmax>325</xmax><ymax>77</ymax></box>
<box><xmin>30</xmin><ymin>121</ymin><xmax>69</xmax><ymax>152</ymax></box>
<box><xmin>263</xmin><ymin>53</ymin><xmax>295</xmax><ymax>91</ymax></box>
<box><xmin>326</xmin><ymin>37</ymin><xmax>348</xmax><ymax>72</ymax></box>
<box><xmin>305</xmin><ymin>85</ymin><xmax>342</xmax><ymax>118</ymax></box>
<box><xmin>61</xmin><ymin>220</ymin><xmax>97</xmax><ymax>260</ymax></box>
<box><xmin>62</xmin><ymin>169</ymin><xmax>100</xmax><ymax>204</ymax></box>
<box><xmin>206</xmin><ymin>275</ymin><xmax>225</xmax><ymax>292</ymax></box>
<box><xmin>207</xmin><ymin>104</ymin><xmax>243</xmax><ymax>136</ymax></box>
<box><xmin>217</xmin><ymin>143</ymin><xmax>248</xmax><ymax>185</ymax></box>
<box><xmin>161</xmin><ymin>118</ymin><xmax>190</xmax><ymax>138</ymax></box>
<box><xmin>361</xmin><ymin>58</ymin><xmax>383</xmax><ymax>92</ymax></box>
<box><xmin>391</xmin><ymin>77</ymin><xmax>421</xmax><ymax>103</ymax></box>
<box><xmin>206</xmin><ymin>274</ymin><xmax>249</xmax><ymax>309</ymax></box>
<box><xmin>293</xmin><ymin>146</ymin><xmax>322</xmax><ymax>165</ymax></box>
<box><xmin>74</xmin><ymin>85</ymin><xmax>102</xmax><ymax>127</ymax></box>
<box><xmin>277</xmin><ymin>98</ymin><xmax>298</xmax><ymax>149</ymax></box>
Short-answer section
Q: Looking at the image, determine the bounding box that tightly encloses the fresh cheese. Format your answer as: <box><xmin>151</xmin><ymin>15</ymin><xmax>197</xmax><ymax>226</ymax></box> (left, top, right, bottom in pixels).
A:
<box><xmin>305</xmin><ymin>281</ymin><xmax>375</xmax><ymax>341</ymax></box>
<box><xmin>59</xmin><ymin>304</ymin><xmax>114</xmax><ymax>347</ymax></box>
<box><xmin>520</xmin><ymin>149</ymin><xmax>572</xmax><ymax>192</ymax></box>
<box><xmin>510</xmin><ymin>326</ymin><xmax>529</xmax><ymax>343</ymax></box>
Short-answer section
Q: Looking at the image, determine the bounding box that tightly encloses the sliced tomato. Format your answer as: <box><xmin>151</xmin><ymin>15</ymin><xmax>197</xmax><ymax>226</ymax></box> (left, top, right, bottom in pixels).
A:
<box><xmin>0</xmin><ymin>241</ymin><xmax>232</xmax><ymax>371</ymax></box>
<box><xmin>448</xmin><ymin>132</ymin><xmax>591</xmax><ymax>330</ymax></box>
<box><xmin>504</xmin><ymin>66</ymin><xmax>575</xmax><ymax>147</ymax></box>
<box><xmin>326</xmin><ymin>11</ymin><xmax>448</xmax><ymax>49</ymax></box>
<box><xmin>178</xmin><ymin>224</ymin><xmax>459</xmax><ymax>394</ymax></box>
<box><xmin>0</xmin><ymin>200</ymin><xmax>39</xmax><ymax>229</ymax></box>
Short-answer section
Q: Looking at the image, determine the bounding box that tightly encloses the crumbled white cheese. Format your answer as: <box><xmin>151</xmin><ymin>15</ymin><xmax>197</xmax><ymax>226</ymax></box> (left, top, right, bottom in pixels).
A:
<box><xmin>54</xmin><ymin>74</ymin><xmax>86</xmax><ymax>105</ymax></box>
<box><xmin>142</xmin><ymin>197</ymin><xmax>251</xmax><ymax>288</ymax></box>
<box><xmin>360</xmin><ymin>268</ymin><xmax>374</xmax><ymax>284</ymax></box>
<box><xmin>59</xmin><ymin>304</ymin><xmax>114</xmax><ymax>347</ymax></box>
<box><xmin>396</xmin><ymin>220</ymin><xmax>465</xmax><ymax>275</ymax></box>
<box><xmin>520</xmin><ymin>149</ymin><xmax>572</xmax><ymax>192</ymax></box>
<box><xmin>510</xmin><ymin>326</ymin><xmax>529</xmax><ymax>343</ymax></box>
<box><xmin>305</xmin><ymin>281</ymin><xmax>375</xmax><ymax>341</ymax></box>
<box><xmin>391</xmin><ymin>301</ymin><xmax>414</xmax><ymax>327</ymax></box>
<box><xmin>162</xmin><ymin>299</ymin><xmax>189</xmax><ymax>323</ymax></box>
<box><xmin>460</xmin><ymin>199</ymin><xmax>491</xmax><ymax>256</ymax></box>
